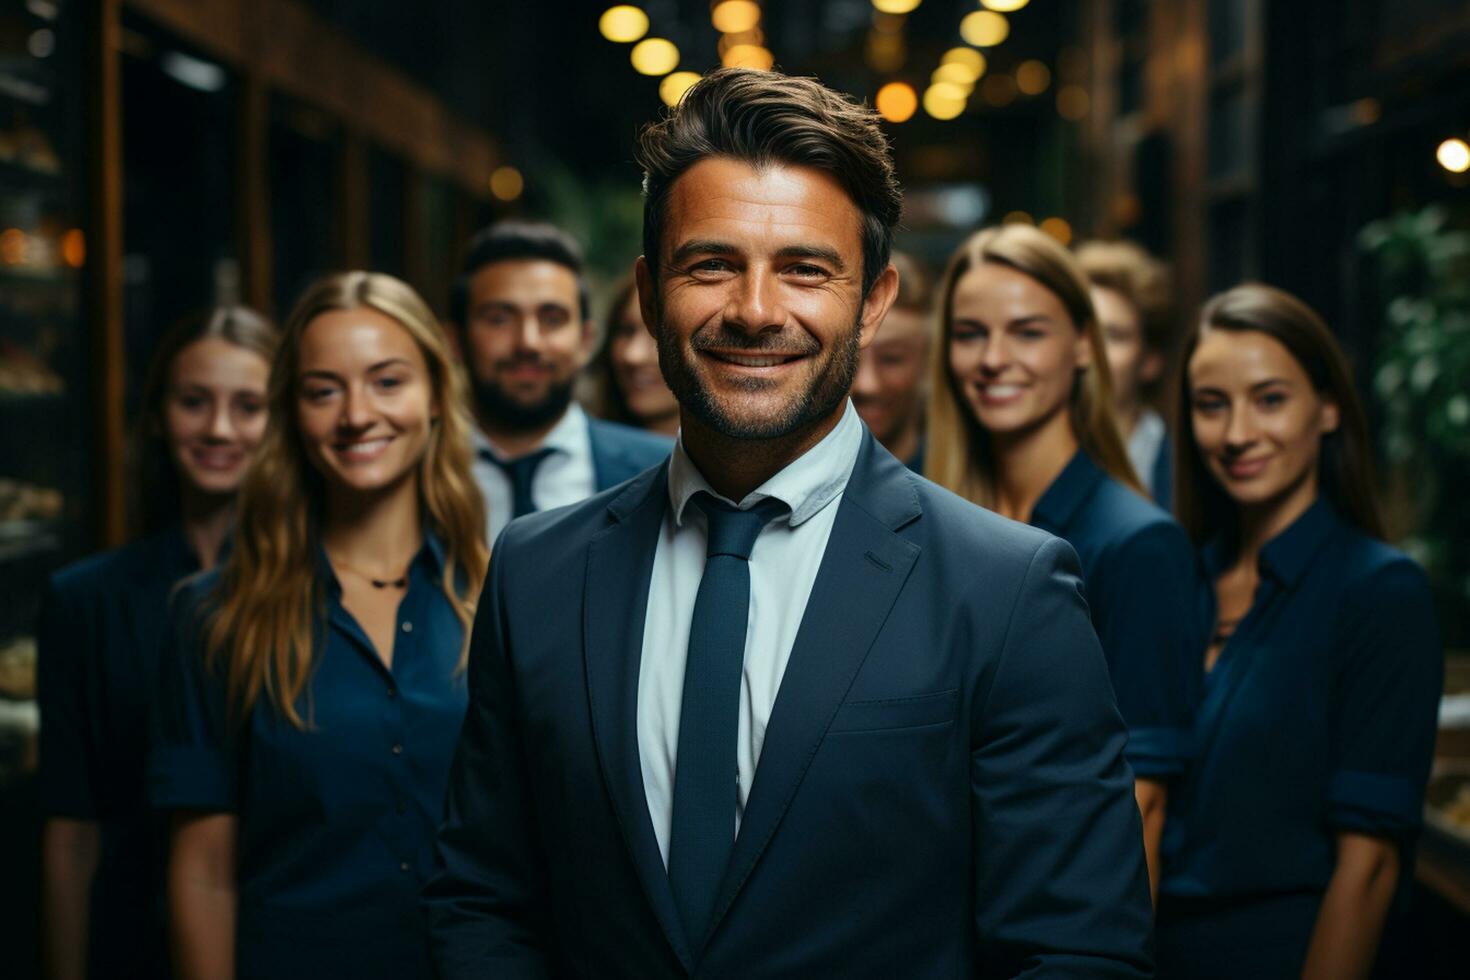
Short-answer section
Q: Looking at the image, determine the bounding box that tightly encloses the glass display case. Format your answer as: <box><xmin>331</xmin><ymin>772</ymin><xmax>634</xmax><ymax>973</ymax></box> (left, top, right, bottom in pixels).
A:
<box><xmin>0</xmin><ymin>0</ymin><xmax>89</xmax><ymax>778</ymax></box>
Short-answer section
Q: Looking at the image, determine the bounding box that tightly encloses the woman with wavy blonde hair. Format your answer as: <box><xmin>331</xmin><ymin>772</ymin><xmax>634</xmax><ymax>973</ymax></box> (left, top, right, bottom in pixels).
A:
<box><xmin>150</xmin><ymin>271</ymin><xmax>487</xmax><ymax>980</ymax></box>
<box><xmin>926</xmin><ymin>223</ymin><xmax>1204</xmax><ymax>900</ymax></box>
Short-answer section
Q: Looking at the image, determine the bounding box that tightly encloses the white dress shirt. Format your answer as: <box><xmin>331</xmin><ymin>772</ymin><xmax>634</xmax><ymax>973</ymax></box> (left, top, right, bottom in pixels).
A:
<box><xmin>1126</xmin><ymin>407</ymin><xmax>1166</xmax><ymax>496</ymax></box>
<box><xmin>637</xmin><ymin>399</ymin><xmax>864</xmax><ymax>867</ymax></box>
<box><xmin>471</xmin><ymin>402</ymin><xmax>598</xmax><ymax>543</ymax></box>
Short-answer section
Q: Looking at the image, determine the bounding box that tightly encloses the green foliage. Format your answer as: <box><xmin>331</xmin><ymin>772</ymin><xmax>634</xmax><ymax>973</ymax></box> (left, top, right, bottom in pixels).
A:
<box><xmin>533</xmin><ymin>157</ymin><xmax>646</xmax><ymax>305</ymax></box>
<box><xmin>1359</xmin><ymin>206</ymin><xmax>1470</xmax><ymax>641</ymax></box>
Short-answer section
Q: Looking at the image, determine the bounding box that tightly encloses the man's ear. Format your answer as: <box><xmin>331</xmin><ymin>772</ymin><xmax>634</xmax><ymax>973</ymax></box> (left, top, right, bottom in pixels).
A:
<box><xmin>578</xmin><ymin>316</ymin><xmax>598</xmax><ymax>367</ymax></box>
<box><xmin>858</xmin><ymin>263</ymin><xmax>900</xmax><ymax>350</ymax></box>
<box><xmin>1321</xmin><ymin>400</ymin><xmax>1340</xmax><ymax>435</ymax></box>
<box><xmin>635</xmin><ymin>256</ymin><xmax>658</xmax><ymax>338</ymax></box>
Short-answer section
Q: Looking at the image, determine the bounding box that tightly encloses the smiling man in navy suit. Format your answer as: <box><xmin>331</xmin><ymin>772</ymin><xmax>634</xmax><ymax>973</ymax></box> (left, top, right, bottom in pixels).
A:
<box><xmin>425</xmin><ymin>69</ymin><xmax>1154</xmax><ymax>978</ymax></box>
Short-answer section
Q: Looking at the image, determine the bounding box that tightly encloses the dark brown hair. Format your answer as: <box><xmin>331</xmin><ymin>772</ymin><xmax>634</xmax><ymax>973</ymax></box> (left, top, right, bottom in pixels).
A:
<box><xmin>130</xmin><ymin>306</ymin><xmax>278</xmax><ymax>535</ymax></box>
<box><xmin>1174</xmin><ymin>282</ymin><xmax>1385</xmax><ymax>544</ymax></box>
<box><xmin>635</xmin><ymin>68</ymin><xmax>902</xmax><ymax>298</ymax></box>
<box><xmin>588</xmin><ymin>276</ymin><xmax>641</xmax><ymax>426</ymax></box>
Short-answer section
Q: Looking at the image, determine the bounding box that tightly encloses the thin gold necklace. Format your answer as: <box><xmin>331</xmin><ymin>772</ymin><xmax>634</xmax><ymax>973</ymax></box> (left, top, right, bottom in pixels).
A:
<box><xmin>328</xmin><ymin>553</ymin><xmax>411</xmax><ymax>590</ymax></box>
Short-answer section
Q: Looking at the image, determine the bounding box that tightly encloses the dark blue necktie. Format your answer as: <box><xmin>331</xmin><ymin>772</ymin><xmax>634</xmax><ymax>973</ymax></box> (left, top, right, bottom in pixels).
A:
<box><xmin>667</xmin><ymin>491</ymin><xmax>790</xmax><ymax>946</ymax></box>
<box><xmin>481</xmin><ymin>447</ymin><xmax>555</xmax><ymax>518</ymax></box>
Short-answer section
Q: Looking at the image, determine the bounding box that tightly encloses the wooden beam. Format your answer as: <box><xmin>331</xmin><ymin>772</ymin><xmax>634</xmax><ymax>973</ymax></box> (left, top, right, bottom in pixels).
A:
<box><xmin>91</xmin><ymin>0</ymin><xmax>127</xmax><ymax>546</ymax></box>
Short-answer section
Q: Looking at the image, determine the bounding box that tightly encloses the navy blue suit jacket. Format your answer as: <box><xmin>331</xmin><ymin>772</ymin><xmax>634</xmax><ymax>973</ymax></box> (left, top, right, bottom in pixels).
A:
<box><xmin>587</xmin><ymin>417</ymin><xmax>673</xmax><ymax>491</ymax></box>
<box><xmin>426</xmin><ymin>432</ymin><xmax>1154</xmax><ymax>978</ymax></box>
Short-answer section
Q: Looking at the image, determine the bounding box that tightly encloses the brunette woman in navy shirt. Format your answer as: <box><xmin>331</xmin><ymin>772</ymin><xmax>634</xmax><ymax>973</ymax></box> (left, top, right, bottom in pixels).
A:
<box><xmin>925</xmin><ymin>224</ymin><xmax>1204</xmax><ymax>897</ymax></box>
<box><xmin>38</xmin><ymin>307</ymin><xmax>276</xmax><ymax>979</ymax></box>
<box><xmin>1156</xmin><ymin>283</ymin><xmax>1441</xmax><ymax>978</ymax></box>
<box><xmin>150</xmin><ymin>272</ymin><xmax>487</xmax><ymax>980</ymax></box>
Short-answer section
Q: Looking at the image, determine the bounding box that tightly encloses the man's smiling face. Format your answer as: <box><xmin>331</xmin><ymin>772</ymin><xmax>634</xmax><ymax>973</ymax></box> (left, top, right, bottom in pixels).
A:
<box><xmin>638</xmin><ymin>156</ymin><xmax>888</xmax><ymax>441</ymax></box>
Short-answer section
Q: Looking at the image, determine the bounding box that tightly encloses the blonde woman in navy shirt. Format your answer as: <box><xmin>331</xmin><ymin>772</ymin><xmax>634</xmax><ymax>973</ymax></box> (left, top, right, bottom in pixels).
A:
<box><xmin>39</xmin><ymin>306</ymin><xmax>275</xmax><ymax>980</ymax></box>
<box><xmin>150</xmin><ymin>272</ymin><xmax>487</xmax><ymax>980</ymax></box>
<box><xmin>1156</xmin><ymin>283</ymin><xmax>1441</xmax><ymax>978</ymax></box>
<box><xmin>925</xmin><ymin>224</ymin><xmax>1204</xmax><ymax>897</ymax></box>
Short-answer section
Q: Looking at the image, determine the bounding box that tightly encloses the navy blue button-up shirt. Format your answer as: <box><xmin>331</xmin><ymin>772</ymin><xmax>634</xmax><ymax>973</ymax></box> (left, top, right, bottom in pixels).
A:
<box><xmin>38</xmin><ymin>525</ymin><xmax>198</xmax><ymax>979</ymax></box>
<box><xmin>1031</xmin><ymin>451</ymin><xmax>1205</xmax><ymax>779</ymax></box>
<box><xmin>150</xmin><ymin>533</ymin><xmax>468</xmax><ymax>980</ymax></box>
<box><xmin>1161</xmin><ymin>499</ymin><xmax>1442</xmax><ymax>905</ymax></box>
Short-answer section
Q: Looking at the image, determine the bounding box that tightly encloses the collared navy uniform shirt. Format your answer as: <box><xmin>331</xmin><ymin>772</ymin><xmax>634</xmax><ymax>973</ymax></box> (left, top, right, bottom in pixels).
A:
<box><xmin>1031</xmin><ymin>451</ymin><xmax>1204</xmax><ymax>780</ymax></box>
<box><xmin>1157</xmin><ymin>500</ymin><xmax>1442</xmax><ymax>979</ymax></box>
<box><xmin>37</xmin><ymin>524</ymin><xmax>198</xmax><ymax>980</ymax></box>
<box><xmin>150</xmin><ymin>534</ymin><xmax>467</xmax><ymax>980</ymax></box>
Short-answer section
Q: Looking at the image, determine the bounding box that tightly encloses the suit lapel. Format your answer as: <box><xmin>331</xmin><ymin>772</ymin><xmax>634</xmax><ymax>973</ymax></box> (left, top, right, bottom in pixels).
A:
<box><xmin>583</xmin><ymin>464</ymin><xmax>693</xmax><ymax>970</ymax></box>
<box><xmin>706</xmin><ymin>435</ymin><xmax>922</xmax><ymax>939</ymax></box>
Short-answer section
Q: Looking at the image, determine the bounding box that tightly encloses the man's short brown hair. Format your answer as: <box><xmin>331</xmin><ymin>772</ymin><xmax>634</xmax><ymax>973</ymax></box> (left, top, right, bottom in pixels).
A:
<box><xmin>635</xmin><ymin>68</ymin><xmax>902</xmax><ymax>298</ymax></box>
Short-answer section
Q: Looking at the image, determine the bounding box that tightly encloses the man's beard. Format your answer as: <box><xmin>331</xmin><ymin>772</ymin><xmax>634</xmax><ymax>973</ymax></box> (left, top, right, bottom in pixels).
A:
<box><xmin>470</xmin><ymin>372</ymin><xmax>575</xmax><ymax>435</ymax></box>
<box><xmin>654</xmin><ymin>309</ymin><xmax>862</xmax><ymax>441</ymax></box>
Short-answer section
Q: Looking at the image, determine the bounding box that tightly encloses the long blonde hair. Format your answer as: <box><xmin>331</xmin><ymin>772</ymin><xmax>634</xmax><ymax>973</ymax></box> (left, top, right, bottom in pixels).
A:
<box><xmin>924</xmin><ymin>224</ymin><xmax>1141</xmax><ymax>506</ymax></box>
<box><xmin>204</xmin><ymin>271</ymin><xmax>488</xmax><ymax>728</ymax></box>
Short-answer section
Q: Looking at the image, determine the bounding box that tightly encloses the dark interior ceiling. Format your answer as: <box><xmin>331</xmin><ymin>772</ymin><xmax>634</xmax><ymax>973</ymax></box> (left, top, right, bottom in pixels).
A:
<box><xmin>299</xmin><ymin>0</ymin><xmax>1080</xmax><ymax>195</ymax></box>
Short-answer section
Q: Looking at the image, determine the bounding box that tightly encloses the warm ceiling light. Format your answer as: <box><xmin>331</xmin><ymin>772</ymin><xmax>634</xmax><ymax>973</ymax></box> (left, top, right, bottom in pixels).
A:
<box><xmin>981</xmin><ymin>0</ymin><xmax>1029</xmax><ymax>11</ymax></box>
<box><xmin>875</xmin><ymin>81</ymin><xmax>919</xmax><ymax>123</ymax></box>
<box><xmin>923</xmin><ymin>83</ymin><xmax>968</xmax><ymax>120</ymax></box>
<box><xmin>1016</xmin><ymin>60</ymin><xmax>1051</xmax><ymax>95</ymax></box>
<box><xmin>711</xmin><ymin>1</ymin><xmax>761</xmax><ymax>34</ymax></box>
<box><xmin>631</xmin><ymin>37</ymin><xmax>680</xmax><ymax>75</ymax></box>
<box><xmin>1437</xmin><ymin>138</ymin><xmax>1470</xmax><ymax>174</ymax></box>
<box><xmin>1039</xmin><ymin>217</ymin><xmax>1073</xmax><ymax>245</ymax></box>
<box><xmin>659</xmin><ymin>71</ymin><xmax>701</xmax><ymax>106</ymax></box>
<box><xmin>864</xmin><ymin>31</ymin><xmax>906</xmax><ymax>73</ymax></box>
<box><xmin>489</xmin><ymin>166</ymin><xmax>523</xmax><ymax>202</ymax></box>
<box><xmin>960</xmin><ymin>10</ymin><xmax>1009</xmax><ymax>47</ymax></box>
<box><xmin>722</xmin><ymin>44</ymin><xmax>774</xmax><ymax>70</ymax></box>
<box><xmin>598</xmin><ymin>5</ymin><xmax>649</xmax><ymax>44</ymax></box>
<box><xmin>933</xmin><ymin>63</ymin><xmax>979</xmax><ymax>88</ymax></box>
<box><xmin>941</xmin><ymin>47</ymin><xmax>986</xmax><ymax>77</ymax></box>
<box><xmin>718</xmin><ymin>27</ymin><xmax>765</xmax><ymax>57</ymax></box>
<box><xmin>1056</xmin><ymin>84</ymin><xmax>1090</xmax><ymax>120</ymax></box>
<box><xmin>872</xmin><ymin>0</ymin><xmax>922</xmax><ymax>13</ymax></box>
<box><xmin>1002</xmin><ymin>210</ymin><xmax>1033</xmax><ymax>225</ymax></box>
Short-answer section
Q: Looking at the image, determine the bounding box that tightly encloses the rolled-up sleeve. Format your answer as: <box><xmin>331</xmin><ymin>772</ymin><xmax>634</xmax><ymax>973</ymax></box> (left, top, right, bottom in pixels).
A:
<box><xmin>1326</xmin><ymin>558</ymin><xmax>1441</xmax><ymax>840</ymax></box>
<box><xmin>148</xmin><ymin>577</ymin><xmax>238</xmax><ymax>813</ymax></box>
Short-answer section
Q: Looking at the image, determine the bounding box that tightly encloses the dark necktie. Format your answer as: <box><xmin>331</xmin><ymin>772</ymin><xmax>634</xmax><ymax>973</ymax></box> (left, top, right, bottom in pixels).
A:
<box><xmin>481</xmin><ymin>447</ymin><xmax>555</xmax><ymax>518</ymax></box>
<box><xmin>667</xmin><ymin>491</ymin><xmax>790</xmax><ymax>946</ymax></box>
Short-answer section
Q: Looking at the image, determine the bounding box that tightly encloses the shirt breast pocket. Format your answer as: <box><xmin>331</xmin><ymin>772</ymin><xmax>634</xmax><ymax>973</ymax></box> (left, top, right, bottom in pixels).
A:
<box><xmin>826</xmin><ymin>688</ymin><xmax>959</xmax><ymax>734</ymax></box>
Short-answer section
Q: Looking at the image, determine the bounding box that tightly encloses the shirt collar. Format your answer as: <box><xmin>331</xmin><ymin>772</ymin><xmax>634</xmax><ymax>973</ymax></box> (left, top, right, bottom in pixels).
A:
<box><xmin>667</xmin><ymin>399</ymin><xmax>864</xmax><ymax>529</ymax></box>
<box><xmin>473</xmin><ymin>402</ymin><xmax>588</xmax><ymax>462</ymax></box>
<box><xmin>1201</xmin><ymin>497</ymin><xmax>1340</xmax><ymax>588</ymax></box>
<box><xmin>1030</xmin><ymin>449</ymin><xmax>1106</xmax><ymax>534</ymax></box>
<box><xmin>1258</xmin><ymin>497</ymin><xmax>1339</xmax><ymax>587</ymax></box>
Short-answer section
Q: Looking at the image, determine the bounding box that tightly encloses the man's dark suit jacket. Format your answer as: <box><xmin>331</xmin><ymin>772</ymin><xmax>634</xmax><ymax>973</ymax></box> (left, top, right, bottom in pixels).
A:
<box><xmin>587</xmin><ymin>417</ymin><xmax>673</xmax><ymax>491</ymax></box>
<box><xmin>425</xmin><ymin>432</ymin><xmax>1155</xmax><ymax>978</ymax></box>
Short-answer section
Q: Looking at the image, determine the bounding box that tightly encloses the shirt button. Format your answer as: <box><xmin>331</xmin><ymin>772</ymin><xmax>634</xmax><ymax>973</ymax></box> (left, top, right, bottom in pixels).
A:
<box><xmin>391</xmin><ymin>743</ymin><xmax>403</xmax><ymax>755</ymax></box>
<box><xmin>399</xmin><ymin>861</ymin><xmax>410</xmax><ymax>872</ymax></box>
<box><xmin>401</xmin><ymin>621</ymin><xmax>413</xmax><ymax>633</ymax></box>
<box><xmin>386</xmin><ymin>685</ymin><xmax>397</xmax><ymax>698</ymax></box>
